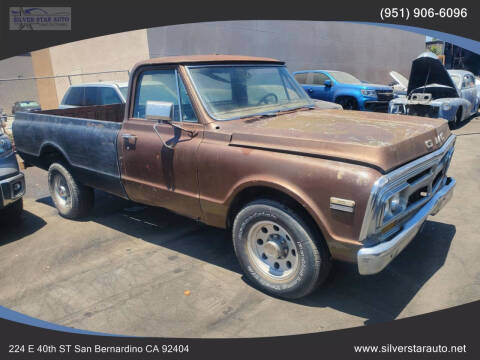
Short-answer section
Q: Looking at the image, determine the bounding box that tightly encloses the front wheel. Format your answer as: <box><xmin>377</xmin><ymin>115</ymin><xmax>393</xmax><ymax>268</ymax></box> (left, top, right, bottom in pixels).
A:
<box><xmin>48</xmin><ymin>162</ymin><xmax>94</xmax><ymax>219</ymax></box>
<box><xmin>232</xmin><ymin>199</ymin><xmax>331</xmax><ymax>299</ymax></box>
<box><xmin>453</xmin><ymin>108</ymin><xmax>462</xmax><ymax>129</ymax></box>
<box><xmin>336</xmin><ymin>97</ymin><xmax>358</xmax><ymax>110</ymax></box>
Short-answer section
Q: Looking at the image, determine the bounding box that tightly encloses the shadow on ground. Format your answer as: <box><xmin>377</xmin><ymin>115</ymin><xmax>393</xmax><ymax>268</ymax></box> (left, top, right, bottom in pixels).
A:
<box><xmin>37</xmin><ymin>190</ymin><xmax>455</xmax><ymax>325</ymax></box>
<box><xmin>0</xmin><ymin>210</ymin><xmax>47</xmax><ymax>245</ymax></box>
<box><xmin>455</xmin><ymin>112</ymin><xmax>479</xmax><ymax>131</ymax></box>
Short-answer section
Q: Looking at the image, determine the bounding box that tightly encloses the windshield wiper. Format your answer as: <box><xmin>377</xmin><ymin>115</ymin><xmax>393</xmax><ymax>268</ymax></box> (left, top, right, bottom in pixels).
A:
<box><xmin>240</xmin><ymin>105</ymin><xmax>315</xmax><ymax>121</ymax></box>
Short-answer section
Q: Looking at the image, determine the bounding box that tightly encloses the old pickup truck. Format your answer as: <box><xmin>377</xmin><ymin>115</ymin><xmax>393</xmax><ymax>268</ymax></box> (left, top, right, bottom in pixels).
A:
<box><xmin>13</xmin><ymin>55</ymin><xmax>456</xmax><ymax>299</ymax></box>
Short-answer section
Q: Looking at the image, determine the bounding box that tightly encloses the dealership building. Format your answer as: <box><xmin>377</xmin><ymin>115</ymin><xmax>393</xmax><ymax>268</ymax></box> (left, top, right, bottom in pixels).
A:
<box><xmin>0</xmin><ymin>21</ymin><xmax>426</xmax><ymax>112</ymax></box>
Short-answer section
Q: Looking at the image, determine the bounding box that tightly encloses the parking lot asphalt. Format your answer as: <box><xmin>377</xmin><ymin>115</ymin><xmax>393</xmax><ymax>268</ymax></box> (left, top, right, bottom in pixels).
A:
<box><xmin>1</xmin><ymin>114</ymin><xmax>480</xmax><ymax>338</ymax></box>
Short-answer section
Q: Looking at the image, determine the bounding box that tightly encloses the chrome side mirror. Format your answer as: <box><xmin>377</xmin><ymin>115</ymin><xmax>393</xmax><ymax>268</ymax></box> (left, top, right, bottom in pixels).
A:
<box><xmin>145</xmin><ymin>101</ymin><xmax>174</xmax><ymax>122</ymax></box>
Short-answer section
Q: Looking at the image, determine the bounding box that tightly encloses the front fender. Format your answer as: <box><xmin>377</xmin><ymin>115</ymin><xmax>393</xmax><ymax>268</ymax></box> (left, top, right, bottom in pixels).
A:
<box><xmin>438</xmin><ymin>98</ymin><xmax>469</xmax><ymax>121</ymax></box>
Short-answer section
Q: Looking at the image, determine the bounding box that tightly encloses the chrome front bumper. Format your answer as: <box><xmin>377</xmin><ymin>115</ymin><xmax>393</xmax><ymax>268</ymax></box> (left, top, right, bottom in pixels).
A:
<box><xmin>0</xmin><ymin>172</ymin><xmax>25</xmax><ymax>208</ymax></box>
<box><xmin>357</xmin><ymin>177</ymin><xmax>456</xmax><ymax>275</ymax></box>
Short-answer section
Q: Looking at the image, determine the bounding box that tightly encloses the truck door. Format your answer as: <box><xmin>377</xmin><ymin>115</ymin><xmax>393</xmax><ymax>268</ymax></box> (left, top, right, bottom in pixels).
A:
<box><xmin>118</xmin><ymin>66</ymin><xmax>204</xmax><ymax>219</ymax></box>
<box><xmin>304</xmin><ymin>72</ymin><xmax>334</xmax><ymax>102</ymax></box>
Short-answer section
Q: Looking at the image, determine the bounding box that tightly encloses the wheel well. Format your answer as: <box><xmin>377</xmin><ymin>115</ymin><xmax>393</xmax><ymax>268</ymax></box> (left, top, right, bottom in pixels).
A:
<box><xmin>227</xmin><ymin>186</ymin><xmax>325</xmax><ymax>243</ymax></box>
<box><xmin>39</xmin><ymin>145</ymin><xmax>68</xmax><ymax>170</ymax></box>
<box><xmin>335</xmin><ymin>95</ymin><xmax>358</xmax><ymax>104</ymax></box>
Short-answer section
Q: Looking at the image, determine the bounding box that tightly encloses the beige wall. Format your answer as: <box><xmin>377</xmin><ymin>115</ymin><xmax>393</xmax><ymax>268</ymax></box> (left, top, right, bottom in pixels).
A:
<box><xmin>48</xmin><ymin>29</ymin><xmax>149</xmax><ymax>103</ymax></box>
<box><xmin>31</xmin><ymin>49</ymin><xmax>58</xmax><ymax>110</ymax></box>
<box><xmin>0</xmin><ymin>55</ymin><xmax>39</xmax><ymax>114</ymax></box>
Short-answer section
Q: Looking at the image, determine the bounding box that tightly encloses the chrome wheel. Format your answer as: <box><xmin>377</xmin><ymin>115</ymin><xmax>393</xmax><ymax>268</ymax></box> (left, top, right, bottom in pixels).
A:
<box><xmin>247</xmin><ymin>220</ymin><xmax>299</xmax><ymax>281</ymax></box>
<box><xmin>52</xmin><ymin>172</ymin><xmax>71</xmax><ymax>208</ymax></box>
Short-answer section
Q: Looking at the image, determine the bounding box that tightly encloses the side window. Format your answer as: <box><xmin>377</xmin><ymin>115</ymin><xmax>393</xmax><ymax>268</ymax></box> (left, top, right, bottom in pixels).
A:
<box><xmin>65</xmin><ymin>87</ymin><xmax>84</xmax><ymax>106</ymax></box>
<box><xmin>84</xmin><ymin>87</ymin><xmax>100</xmax><ymax>106</ymax></box>
<box><xmin>177</xmin><ymin>76</ymin><xmax>198</xmax><ymax>123</ymax></box>
<box><xmin>294</xmin><ymin>73</ymin><xmax>307</xmax><ymax>84</ymax></box>
<box><xmin>467</xmin><ymin>75</ymin><xmax>475</xmax><ymax>88</ymax></box>
<box><xmin>312</xmin><ymin>73</ymin><xmax>329</xmax><ymax>85</ymax></box>
<box><xmin>100</xmin><ymin>87</ymin><xmax>122</xmax><ymax>105</ymax></box>
<box><xmin>133</xmin><ymin>69</ymin><xmax>179</xmax><ymax>120</ymax></box>
<box><xmin>462</xmin><ymin>75</ymin><xmax>474</xmax><ymax>89</ymax></box>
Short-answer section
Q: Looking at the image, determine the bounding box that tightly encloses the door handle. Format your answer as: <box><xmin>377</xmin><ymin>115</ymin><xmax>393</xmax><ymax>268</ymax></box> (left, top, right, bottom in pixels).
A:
<box><xmin>307</xmin><ymin>88</ymin><xmax>313</xmax><ymax>93</ymax></box>
<box><xmin>122</xmin><ymin>134</ymin><xmax>137</xmax><ymax>150</ymax></box>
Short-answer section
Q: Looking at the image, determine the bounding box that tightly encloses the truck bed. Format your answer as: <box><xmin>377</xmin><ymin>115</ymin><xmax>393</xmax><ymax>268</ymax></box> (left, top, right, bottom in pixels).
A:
<box><xmin>13</xmin><ymin>104</ymin><xmax>127</xmax><ymax>199</ymax></box>
<box><xmin>39</xmin><ymin>103</ymin><xmax>125</xmax><ymax>122</ymax></box>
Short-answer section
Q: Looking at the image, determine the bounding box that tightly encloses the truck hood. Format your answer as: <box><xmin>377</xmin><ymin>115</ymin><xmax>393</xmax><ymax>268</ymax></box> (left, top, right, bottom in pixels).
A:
<box><xmin>222</xmin><ymin>109</ymin><xmax>451</xmax><ymax>173</ymax></box>
<box><xmin>408</xmin><ymin>52</ymin><xmax>457</xmax><ymax>95</ymax></box>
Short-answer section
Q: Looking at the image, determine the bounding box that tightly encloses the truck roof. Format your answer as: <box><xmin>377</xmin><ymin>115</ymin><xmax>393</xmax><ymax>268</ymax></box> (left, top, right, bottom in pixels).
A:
<box><xmin>133</xmin><ymin>54</ymin><xmax>284</xmax><ymax>68</ymax></box>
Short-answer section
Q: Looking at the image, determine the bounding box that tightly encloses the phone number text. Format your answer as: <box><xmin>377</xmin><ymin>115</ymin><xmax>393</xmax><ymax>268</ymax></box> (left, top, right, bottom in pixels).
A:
<box><xmin>380</xmin><ymin>8</ymin><xmax>468</xmax><ymax>21</ymax></box>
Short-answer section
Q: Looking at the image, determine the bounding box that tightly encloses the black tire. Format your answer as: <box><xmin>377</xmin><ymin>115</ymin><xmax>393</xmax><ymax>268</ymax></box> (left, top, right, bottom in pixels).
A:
<box><xmin>336</xmin><ymin>96</ymin><xmax>358</xmax><ymax>110</ymax></box>
<box><xmin>232</xmin><ymin>199</ymin><xmax>331</xmax><ymax>299</ymax></box>
<box><xmin>451</xmin><ymin>108</ymin><xmax>462</xmax><ymax>129</ymax></box>
<box><xmin>0</xmin><ymin>198</ymin><xmax>23</xmax><ymax>222</ymax></box>
<box><xmin>48</xmin><ymin>162</ymin><xmax>94</xmax><ymax>219</ymax></box>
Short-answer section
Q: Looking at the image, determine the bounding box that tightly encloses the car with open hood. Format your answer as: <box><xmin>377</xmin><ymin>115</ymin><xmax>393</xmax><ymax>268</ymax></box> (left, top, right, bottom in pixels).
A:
<box><xmin>389</xmin><ymin>52</ymin><xmax>479</xmax><ymax>128</ymax></box>
<box><xmin>13</xmin><ymin>55</ymin><xmax>456</xmax><ymax>299</ymax></box>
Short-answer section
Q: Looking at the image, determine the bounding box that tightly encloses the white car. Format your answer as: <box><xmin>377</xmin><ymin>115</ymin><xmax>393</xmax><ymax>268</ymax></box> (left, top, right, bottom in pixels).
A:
<box><xmin>59</xmin><ymin>82</ymin><xmax>128</xmax><ymax>109</ymax></box>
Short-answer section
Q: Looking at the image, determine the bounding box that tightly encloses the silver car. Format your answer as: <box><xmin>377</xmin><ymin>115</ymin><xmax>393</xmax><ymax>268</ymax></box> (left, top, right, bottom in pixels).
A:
<box><xmin>389</xmin><ymin>52</ymin><xmax>479</xmax><ymax>129</ymax></box>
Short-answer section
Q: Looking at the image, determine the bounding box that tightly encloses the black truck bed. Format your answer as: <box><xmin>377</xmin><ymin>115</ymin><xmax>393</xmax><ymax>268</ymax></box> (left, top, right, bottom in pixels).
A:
<box><xmin>13</xmin><ymin>104</ymin><xmax>127</xmax><ymax>199</ymax></box>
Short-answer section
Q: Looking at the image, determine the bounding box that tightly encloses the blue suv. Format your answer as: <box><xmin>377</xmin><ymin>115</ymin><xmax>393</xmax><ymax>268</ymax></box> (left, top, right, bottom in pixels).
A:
<box><xmin>293</xmin><ymin>70</ymin><xmax>394</xmax><ymax>112</ymax></box>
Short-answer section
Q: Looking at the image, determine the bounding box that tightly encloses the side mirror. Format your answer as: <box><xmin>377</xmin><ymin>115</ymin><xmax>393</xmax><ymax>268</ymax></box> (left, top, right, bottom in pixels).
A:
<box><xmin>324</xmin><ymin>80</ymin><xmax>332</xmax><ymax>87</ymax></box>
<box><xmin>145</xmin><ymin>101</ymin><xmax>174</xmax><ymax>122</ymax></box>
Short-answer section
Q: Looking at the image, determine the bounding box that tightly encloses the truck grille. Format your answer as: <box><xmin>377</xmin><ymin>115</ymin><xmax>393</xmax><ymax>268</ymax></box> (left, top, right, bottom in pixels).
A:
<box><xmin>360</xmin><ymin>135</ymin><xmax>455</xmax><ymax>245</ymax></box>
<box><xmin>381</xmin><ymin>145</ymin><xmax>454</xmax><ymax>227</ymax></box>
<box><xmin>375</xmin><ymin>90</ymin><xmax>394</xmax><ymax>101</ymax></box>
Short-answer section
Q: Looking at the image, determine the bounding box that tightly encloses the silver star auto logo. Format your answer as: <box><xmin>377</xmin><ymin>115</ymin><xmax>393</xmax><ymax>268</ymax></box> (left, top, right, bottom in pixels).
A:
<box><xmin>16</xmin><ymin>7</ymin><xmax>34</xmax><ymax>30</ymax></box>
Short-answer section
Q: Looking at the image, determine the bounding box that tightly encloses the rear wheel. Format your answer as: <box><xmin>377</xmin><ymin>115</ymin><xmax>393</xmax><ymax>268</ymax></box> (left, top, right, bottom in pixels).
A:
<box><xmin>336</xmin><ymin>96</ymin><xmax>358</xmax><ymax>110</ymax></box>
<box><xmin>232</xmin><ymin>199</ymin><xmax>331</xmax><ymax>299</ymax></box>
<box><xmin>48</xmin><ymin>162</ymin><xmax>94</xmax><ymax>219</ymax></box>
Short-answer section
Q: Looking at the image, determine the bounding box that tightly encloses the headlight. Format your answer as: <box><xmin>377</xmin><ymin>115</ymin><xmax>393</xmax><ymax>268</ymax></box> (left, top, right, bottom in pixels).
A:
<box><xmin>383</xmin><ymin>192</ymin><xmax>407</xmax><ymax>222</ymax></box>
<box><xmin>361</xmin><ymin>89</ymin><xmax>376</xmax><ymax>97</ymax></box>
<box><xmin>442</xmin><ymin>103</ymin><xmax>451</xmax><ymax>111</ymax></box>
<box><xmin>0</xmin><ymin>135</ymin><xmax>13</xmax><ymax>157</ymax></box>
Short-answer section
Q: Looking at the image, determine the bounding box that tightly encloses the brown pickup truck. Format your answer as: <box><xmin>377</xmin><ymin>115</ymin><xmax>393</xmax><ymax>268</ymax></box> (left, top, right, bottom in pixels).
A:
<box><xmin>13</xmin><ymin>55</ymin><xmax>456</xmax><ymax>299</ymax></box>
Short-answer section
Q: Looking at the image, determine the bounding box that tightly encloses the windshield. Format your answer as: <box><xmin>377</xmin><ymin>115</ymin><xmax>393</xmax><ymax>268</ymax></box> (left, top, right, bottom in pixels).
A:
<box><xmin>329</xmin><ymin>71</ymin><xmax>361</xmax><ymax>84</ymax></box>
<box><xmin>20</xmin><ymin>101</ymin><xmax>39</xmax><ymax>108</ymax></box>
<box><xmin>118</xmin><ymin>86</ymin><xmax>128</xmax><ymax>99</ymax></box>
<box><xmin>187</xmin><ymin>65</ymin><xmax>313</xmax><ymax>120</ymax></box>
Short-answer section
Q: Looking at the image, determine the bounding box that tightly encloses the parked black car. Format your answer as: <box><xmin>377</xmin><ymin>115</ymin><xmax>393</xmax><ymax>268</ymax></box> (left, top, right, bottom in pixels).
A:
<box><xmin>0</xmin><ymin>126</ymin><xmax>25</xmax><ymax>220</ymax></box>
<box><xmin>11</xmin><ymin>100</ymin><xmax>41</xmax><ymax>114</ymax></box>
